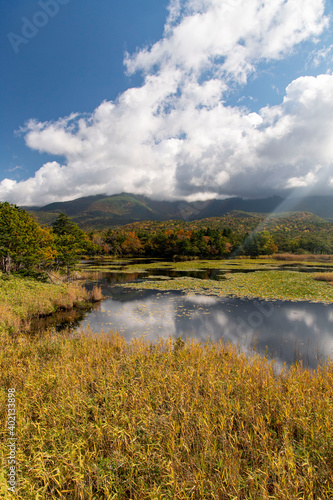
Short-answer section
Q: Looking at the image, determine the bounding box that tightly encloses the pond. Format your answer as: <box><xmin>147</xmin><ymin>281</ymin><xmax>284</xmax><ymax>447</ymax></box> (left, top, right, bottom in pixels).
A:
<box><xmin>70</xmin><ymin>259</ymin><xmax>333</xmax><ymax>369</ymax></box>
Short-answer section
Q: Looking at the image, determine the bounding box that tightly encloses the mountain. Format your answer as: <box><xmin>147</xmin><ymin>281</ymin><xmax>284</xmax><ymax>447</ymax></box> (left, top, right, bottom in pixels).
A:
<box><xmin>279</xmin><ymin>196</ymin><xmax>333</xmax><ymax>220</ymax></box>
<box><xmin>26</xmin><ymin>193</ymin><xmax>333</xmax><ymax>229</ymax></box>
<box><xmin>28</xmin><ymin>193</ymin><xmax>182</xmax><ymax>228</ymax></box>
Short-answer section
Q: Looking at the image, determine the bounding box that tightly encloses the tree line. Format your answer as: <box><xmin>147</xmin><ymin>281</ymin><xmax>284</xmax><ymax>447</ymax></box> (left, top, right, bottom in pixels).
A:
<box><xmin>1</xmin><ymin>202</ymin><xmax>332</xmax><ymax>280</ymax></box>
<box><xmin>95</xmin><ymin>227</ymin><xmax>278</xmax><ymax>258</ymax></box>
<box><xmin>0</xmin><ymin>203</ymin><xmax>89</xmax><ymax>279</ymax></box>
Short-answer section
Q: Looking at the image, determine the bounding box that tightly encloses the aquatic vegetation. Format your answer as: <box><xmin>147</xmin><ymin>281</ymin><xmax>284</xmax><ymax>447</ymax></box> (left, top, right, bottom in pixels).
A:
<box><xmin>119</xmin><ymin>257</ymin><xmax>333</xmax><ymax>272</ymax></box>
<box><xmin>122</xmin><ymin>270</ymin><xmax>333</xmax><ymax>303</ymax></box>
<box><xmin>147</xmin><ymin>275</ymin><xmax>172</xmax><ymax>280</ymax></box>
<box><xmin>1</xmin><ymin>330</ymin><xmax>332</xmax><ymax>499</ymax></box>
<box><xmin>118</xmin><ymin>258</ymin><xmax>277</xmax><ymax>272</ymax></box>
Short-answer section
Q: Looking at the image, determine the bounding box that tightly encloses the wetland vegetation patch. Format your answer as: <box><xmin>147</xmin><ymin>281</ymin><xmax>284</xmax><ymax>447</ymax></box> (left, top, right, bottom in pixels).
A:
<box><xmin>120</xmin><ymin>265</ymin><xmax>333</xmax><ymax>303</ymax></box>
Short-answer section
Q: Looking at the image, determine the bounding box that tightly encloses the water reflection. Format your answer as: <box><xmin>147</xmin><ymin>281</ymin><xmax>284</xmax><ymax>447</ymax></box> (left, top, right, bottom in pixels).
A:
<box><xmin>80</xmin><ymin>289</ymin><xmax>333</xmax><ymax>368</ymax></box>
<box><xmin>30</xmin><ymin>307</ymin><xmax>91</xmax><ymax>333</ymax></box>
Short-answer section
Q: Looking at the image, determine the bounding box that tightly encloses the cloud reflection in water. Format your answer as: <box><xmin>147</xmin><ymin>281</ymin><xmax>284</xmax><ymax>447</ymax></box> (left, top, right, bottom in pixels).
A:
<box><xmin>80</xmin><ymin>289</ymin><xmax>333</xmax><ymax>368</ymax></box>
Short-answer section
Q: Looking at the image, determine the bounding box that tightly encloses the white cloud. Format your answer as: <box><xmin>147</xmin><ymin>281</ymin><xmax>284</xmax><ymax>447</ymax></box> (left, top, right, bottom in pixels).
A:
<box><xmin>307</xmin><ymin>44</ymin><xmax>333</xmax><ymax>68</ymax></box>
<box><xmin>1</xmin><ymin>0</ymin><xmax>332</xmax><ymax>206</ymax></box>
<box><xmin>7</xmin><ymin>166</ymin><xmax>23</xmax><ymax>173</ymax></box>
<box><xmin>25</xmin><ymin>121</ymin><xmax>85</xmax><ymax>156</ymax></box>
<box><xmin>126</xmin><ymin>0</ymin><xmax>327</xmax><ymax>82</ymax></box>
<box><xmin>286</xmin><ymin>172</ymin><xmax>317</xmax><ymax>188</ymax></box>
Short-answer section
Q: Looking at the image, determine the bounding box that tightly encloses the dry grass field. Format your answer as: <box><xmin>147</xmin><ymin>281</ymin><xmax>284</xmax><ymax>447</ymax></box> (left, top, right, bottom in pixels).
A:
<box><xmin>1</xmin><ymin>330</ymin><xmax>332</xmax><ymax>499</ymax></box>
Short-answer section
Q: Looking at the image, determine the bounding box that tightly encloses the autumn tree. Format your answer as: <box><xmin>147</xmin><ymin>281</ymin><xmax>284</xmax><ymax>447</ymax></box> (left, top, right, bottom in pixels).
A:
<box><xmin>120</xmin><ymin>232</ymin><xmax>143</xmax><ymax>255</ymax></box>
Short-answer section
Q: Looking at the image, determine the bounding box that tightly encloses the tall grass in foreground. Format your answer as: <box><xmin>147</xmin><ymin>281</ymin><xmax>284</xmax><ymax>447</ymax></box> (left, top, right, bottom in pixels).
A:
<box><xmin>1</xmin><ymin>330</ymin><xmax>333</xmax><ymax>499</ymax></box>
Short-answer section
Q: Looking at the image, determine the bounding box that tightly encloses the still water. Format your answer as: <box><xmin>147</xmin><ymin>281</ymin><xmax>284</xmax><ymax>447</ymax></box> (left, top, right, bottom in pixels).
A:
<box><xmin>73</xmin><ymin>260</ymin><xmax>333</xmax><ymax>369</ymax></box>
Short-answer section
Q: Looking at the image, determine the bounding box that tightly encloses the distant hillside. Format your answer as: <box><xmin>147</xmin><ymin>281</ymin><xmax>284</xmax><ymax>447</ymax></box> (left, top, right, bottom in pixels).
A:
<box><xmin>121</xmin><ymin>211</ymin><xmax>333</xmax><ymax>240</ymax></box>
<box><xmin>282</xmin><ymin>195</ymin><xmax>333</xmax><ymax>220</ymax></box>
<box><xmin>28</xmin><ymin>193</ymin><xmax>180</xmax><ymax>229</ymax></box>
<box><xmin>26</xmin><ymin>192</ymin><xmax>333</xmax><ymax>229</ymax></box>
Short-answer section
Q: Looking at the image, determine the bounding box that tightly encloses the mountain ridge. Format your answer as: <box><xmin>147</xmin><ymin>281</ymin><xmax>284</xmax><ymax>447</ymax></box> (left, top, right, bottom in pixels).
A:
<box><xmin>24</xmin><ymin>192</ymin><xmax>333</xmax><ymax>229</ymax></box>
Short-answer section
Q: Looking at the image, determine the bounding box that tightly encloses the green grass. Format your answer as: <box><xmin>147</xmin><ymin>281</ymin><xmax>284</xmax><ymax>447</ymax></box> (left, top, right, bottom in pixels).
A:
<box><xmin>0</xmin><ymin>330</ymin><xmax>332</xmax><ymax>499</ymax></box>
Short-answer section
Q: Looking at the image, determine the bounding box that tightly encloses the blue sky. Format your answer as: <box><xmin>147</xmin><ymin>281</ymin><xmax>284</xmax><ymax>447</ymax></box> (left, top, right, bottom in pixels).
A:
<box><xmin>1</xmin><ymin>0</ymin><xmax>169</xmax><ymax>182</ymax></box>
<box><xmin>1</xmin><ymin>0</ymin><xmax>333</xmax><ymax>205</ymax></box>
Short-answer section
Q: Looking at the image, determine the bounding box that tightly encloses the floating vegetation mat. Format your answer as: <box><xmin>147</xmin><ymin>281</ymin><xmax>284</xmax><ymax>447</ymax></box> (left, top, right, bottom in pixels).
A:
<box><xmin>121</xmin><ymin>271</ymin><xmax>333</xmax><ymax>303</ymax></box>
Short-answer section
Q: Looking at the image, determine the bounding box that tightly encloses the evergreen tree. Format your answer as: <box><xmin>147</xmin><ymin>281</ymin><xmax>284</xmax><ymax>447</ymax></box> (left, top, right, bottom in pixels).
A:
<box><xmin>241</xmin><ymin>231</ymin><xmax>278</xmax><ymax>257</ymax></box>
<box><xmin>52</xmin><ymin>213</ymin><xmax>87</xmax><ymax>278</ymax></box>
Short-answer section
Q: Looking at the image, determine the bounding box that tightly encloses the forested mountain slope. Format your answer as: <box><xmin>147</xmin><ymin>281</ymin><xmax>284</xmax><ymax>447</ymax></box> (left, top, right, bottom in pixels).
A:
<box><xmin>26</xmin><ymin>193</ymin><xmax>333</xmax><ymax>229</ymax></box>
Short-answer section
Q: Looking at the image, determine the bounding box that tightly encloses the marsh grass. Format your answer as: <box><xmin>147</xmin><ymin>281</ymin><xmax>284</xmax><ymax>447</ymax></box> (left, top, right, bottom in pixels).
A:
<box><xmin>0</xmin><ymin>275</ymin><xmax>89</xmax><ymax>333</ymax></box>
<box><xmin>274</xmin><ymin>253</ymin><xmax>333</xmax><ymax>262</ymax></box>
<box><xmin>313</xmin><ymin>272</ymin><xmax>333</xmax><ymax>283</ymax></box>
<box><xmin>0</xmin><ymin>330</ymin><xmax>333</xmax><ymax>499</ymax></box>
<box><xmin>87</xmin><ymin>285</ymin><xmax>104</xmax><ymax>302</ymax></box>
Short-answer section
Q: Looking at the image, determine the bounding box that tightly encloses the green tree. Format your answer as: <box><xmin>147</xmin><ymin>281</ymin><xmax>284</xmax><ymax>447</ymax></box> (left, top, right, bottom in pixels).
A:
<box><xmin>52</xmin><ymin>213</ymin><xmax>87</xmax><ymax>278</ymax></box>
<box><xmin>242</xmin><ymin>231</ymin><xmax>278</xmax><ymax>257</ymax></box>
<box><xmin>0</xmin><ymin>202</ymin><xmax>54</xmax><ymax>275</ymax></box>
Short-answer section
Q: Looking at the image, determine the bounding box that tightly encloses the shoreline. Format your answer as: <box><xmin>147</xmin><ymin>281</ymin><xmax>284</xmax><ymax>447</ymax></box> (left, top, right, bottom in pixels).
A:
<box><xmin>0</xmin><ymin>274</ymin><xmax>101</xmax><ymax>334</ymax></box>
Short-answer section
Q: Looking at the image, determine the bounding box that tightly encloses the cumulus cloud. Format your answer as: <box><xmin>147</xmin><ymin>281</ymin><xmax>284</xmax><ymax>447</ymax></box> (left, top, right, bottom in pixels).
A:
<box><xmin>1</xmin><ymin>0</ymin><xmax>332</xmax><ymax>206</ymax></box>
<box><xmin>126</xmin><ymin>0</ymin><xmax>327</xmax><ymax>81</ymax></box>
